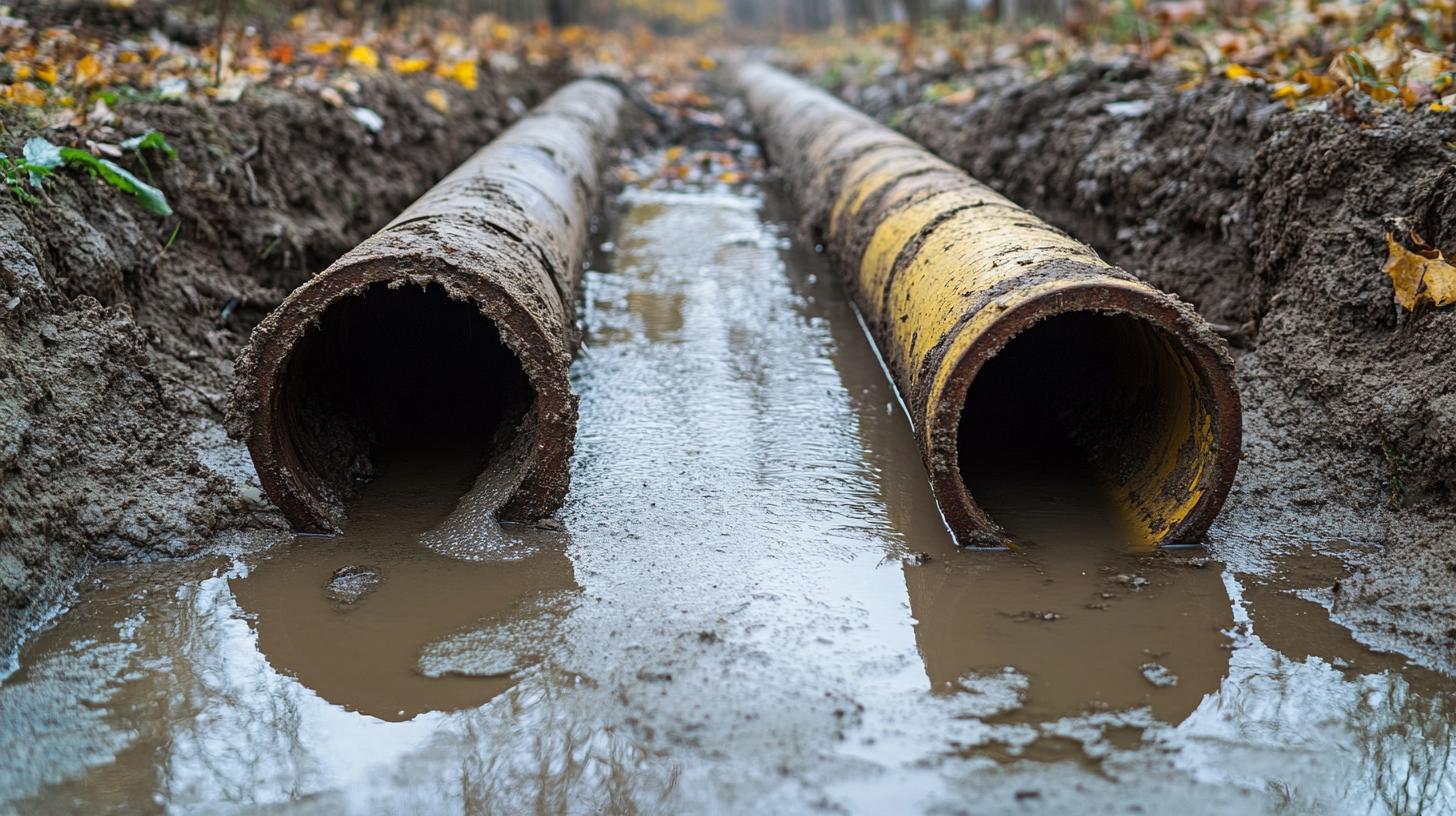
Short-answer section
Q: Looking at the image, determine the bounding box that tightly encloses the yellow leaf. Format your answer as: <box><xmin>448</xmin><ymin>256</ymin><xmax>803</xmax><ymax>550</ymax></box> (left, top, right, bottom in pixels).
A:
<box><xmin>346</xmin><ymin>45</ymin><xmax>379</xmax><ymax>70</ymax></box>
<box><xmin>1224</xmin><ymin>63</ymin><xmax>1252</xmax><ymax>81</ymax></box>
<box><xmin>13</xmin><ymin>64</ymin><xmax>30</xmax><ymax>80</ymax></box>
<box><xmin>446</xmin><ymin>59</ymin><xmax>477</xmax><ymax>90</ymax></box>
<box><xmin>424</xmin><ymin>88</ymin><xmax>449</xmax><ymax>113</ymax></box>
<box><xmin>1386</xmin><ymin>233</ymin><xmax>1426</xmax><ymax>310</ymax></box>
<box><xmin>306</xmin><ymin>40</ymin><xmax>336</xmax><ymax>56</ymax></box>
<box><xmin>4</xmin><ymin>82</ymin><xmax>46</xmax><ymax>106</ymax></box>
<box><xmin>697</xmin><ymin>56</ymin><xmax>717</xmax><ymax>71</ymax></box>
<box><xmin>35</xmin><ymin>63</ymin><xmax>58</xmax><ymax>85</ymax></box>
<box><xmin>76</xmin><ymin>54</ymin><xmax>103</xmax><ymax>85</ymax></box>
<box><xmin>1385</xmin><ymin>232</ymin><xmax>1456</xmax><ymax>310</ymax></box>
<box><xmin>389</xmin><ymin>57</ymin><xmax>430</xmax><ymax>75</ymax></box>
<box><xmin>1431</xmin><ymin>102</ymin><xmax>1452</xmax><ymax>112</ymax></box>
<box><xmin>108</xmin><ymin>0</ymin><xmax>137</xmax><ymax>7</ymax></box>
<box><xmin>1427</xmin><ymin>260</ymin><xmax>1456</xmax><ymax>306</ymax></box>
<box><xmin>664</xmin><ymin>145</ymin><xmax>685</xmax><ymax>163</ymax></box>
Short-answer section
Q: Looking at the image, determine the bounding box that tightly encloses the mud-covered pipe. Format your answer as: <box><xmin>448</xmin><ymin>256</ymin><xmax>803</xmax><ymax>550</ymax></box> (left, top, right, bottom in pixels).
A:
<box><xmin>737</xmin><ymin>63</ymin><xmax>1240</xmax><ymax>548</ymax></box>
<box><xmin>228</xmin><ymin>80</ymin><xmax>625</xmax><ymax>533</ymax></box>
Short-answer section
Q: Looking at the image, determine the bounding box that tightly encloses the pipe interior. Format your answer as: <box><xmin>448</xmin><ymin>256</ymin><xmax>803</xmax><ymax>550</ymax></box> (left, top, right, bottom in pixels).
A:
<box><xmin>276</xmin><ymin>282</ymin><xmax>535</xmax><ymax>513</ymax></box>
<box><xmin>956</xmin><ymin>311</ymin><xmax>1211</xmax><ymax>547</ymax></box>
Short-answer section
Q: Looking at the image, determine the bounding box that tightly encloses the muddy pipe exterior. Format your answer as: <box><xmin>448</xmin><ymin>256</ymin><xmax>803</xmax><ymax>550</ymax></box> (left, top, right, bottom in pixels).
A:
<box><xmin>736</xmin><ymin>63</ymin><xmax>1240</xmax><ymax>548</ymax></box>
<box><xmin>228</xmin><ymin>80</ymin><xmax>625</xmax><ymax>533</ymax></box>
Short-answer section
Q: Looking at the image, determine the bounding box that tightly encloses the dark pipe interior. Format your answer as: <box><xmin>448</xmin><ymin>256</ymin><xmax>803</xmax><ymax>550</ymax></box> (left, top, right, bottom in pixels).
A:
<box><xmin>957</xmin><ymin>311</ymin><xmax>1202</xmax><ymax>545</ymax></box>
<box><xmin>277</xmin><ymin>282</ymin><xmax>534</xmax><ymax>512</ymax></box>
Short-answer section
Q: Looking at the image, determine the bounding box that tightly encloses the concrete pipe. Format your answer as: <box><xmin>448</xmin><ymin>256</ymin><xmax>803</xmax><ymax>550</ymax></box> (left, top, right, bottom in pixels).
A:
<box><xmin>737</xmin><ymin>63</ymin><xmax>1241</xmax><ymax>549</ymax></box>
<box><xmin>229</xmin><ymin>79</ymin><xmax>625</xmax><ymax>533</ymax></box>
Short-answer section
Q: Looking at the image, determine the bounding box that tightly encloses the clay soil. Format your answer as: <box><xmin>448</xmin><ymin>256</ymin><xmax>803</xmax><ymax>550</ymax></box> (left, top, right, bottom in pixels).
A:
<box><xmin>826</xmin><ymin>62</ymin><xmax>1456</xmax><ymax>666</ymax></box>
<box><xmin>0</xmin><ymin>14</ymin><xmax>560</xmax><ymax>652</ymax></box>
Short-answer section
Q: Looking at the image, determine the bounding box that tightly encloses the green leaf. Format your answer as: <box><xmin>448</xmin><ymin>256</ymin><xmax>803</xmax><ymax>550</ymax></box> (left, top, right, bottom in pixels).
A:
<box><xmin>23</xmin><ymin>137</ymin><xmax>63</xmax><ymax>170</ymax></box>
<box><xmin>59</xmin><ymin>145</ymin><xmax>102</xmax><ymax>171</ymax></box>
<box><xmin>59</xmin><ymin>146</ymin><xmax>172</xmax><ymax>215</ymax></box>
<box><xmin>25</xmin><ymin>164</ymin><xmax>54</xmax><ymax>188</ymax></box>
<box><xmin>120</xmin><ymin>130</ymin><xmax>177</xmax><ymax>159</ymax></box>
<box><xmin>96</xmin><ymin>159</ymin><xmax>172</xmax><ymax>215</ymax></box>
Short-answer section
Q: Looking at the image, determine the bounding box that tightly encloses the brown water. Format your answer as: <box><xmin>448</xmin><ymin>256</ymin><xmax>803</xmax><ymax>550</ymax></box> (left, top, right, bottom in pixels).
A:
<box><xmin>3</xmin><ymin>171</ymin><xmax>1455</xmax><ymax>814</ymax></box>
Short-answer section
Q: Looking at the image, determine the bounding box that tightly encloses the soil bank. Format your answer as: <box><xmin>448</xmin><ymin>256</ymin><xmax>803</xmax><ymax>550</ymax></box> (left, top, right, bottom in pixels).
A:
<box><xmin>0</xmin><ymin>18</ymin><xmax>559</xmax><ymax>654</ymax></box>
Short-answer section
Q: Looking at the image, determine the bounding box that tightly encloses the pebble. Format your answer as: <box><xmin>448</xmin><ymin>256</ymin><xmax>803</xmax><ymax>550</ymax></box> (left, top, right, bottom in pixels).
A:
<box><xmin>324</xmin><ymin>564</ymin><xmax>382</xmax><ymax>605</ymax></box>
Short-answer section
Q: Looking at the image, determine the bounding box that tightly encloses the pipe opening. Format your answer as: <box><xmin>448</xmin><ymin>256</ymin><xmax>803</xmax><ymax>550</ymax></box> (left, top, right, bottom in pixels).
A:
<box><xmin>957</xmin><ymin>311</ymin><xmax>1216</xmax><ymax>547</ymax></box>
<box><xmin>275</xmin><ymin>281</ymin><xmax>535</xmax><ymax>516</ymax></box>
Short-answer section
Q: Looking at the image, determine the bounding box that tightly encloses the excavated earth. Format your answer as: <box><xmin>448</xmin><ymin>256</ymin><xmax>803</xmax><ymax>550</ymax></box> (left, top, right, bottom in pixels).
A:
<box><xmin>0</xmin><ymin>36</ymin><xmax>560</xmax><ymax>653</ymax></box>
<box><xmin>7</xmin><ymin>37</ymin><xmax>1456</xmax><ymax>811</ymax></box>
<box><xmin>826</xmin><ymin>61</ymin><xmax>1456</xmax><ymax>665</ymax></box>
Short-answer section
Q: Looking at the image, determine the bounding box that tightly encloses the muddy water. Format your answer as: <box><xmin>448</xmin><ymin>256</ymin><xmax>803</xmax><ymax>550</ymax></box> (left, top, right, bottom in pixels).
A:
<box><xmin>3</xmin><ymin>175</ymin><xmax>1456</xmax><ymax>814</ymax></box>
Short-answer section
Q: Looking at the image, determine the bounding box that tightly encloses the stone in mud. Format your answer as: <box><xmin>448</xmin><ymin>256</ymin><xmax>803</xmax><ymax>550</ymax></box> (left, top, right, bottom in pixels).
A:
<box><xmin>324</xmin><ymin>565</ymin><xmax>382</xmax><ymax>605</ymax></box>
<box><xmin>416</xmin><ymin>589</ymin><xmax>578</xmax><ymax>679</ymax></box>
<box><xmin>1140</xmin><ymin>662</ymin><xmax>1179</xmax><ymax>688</ymax></box>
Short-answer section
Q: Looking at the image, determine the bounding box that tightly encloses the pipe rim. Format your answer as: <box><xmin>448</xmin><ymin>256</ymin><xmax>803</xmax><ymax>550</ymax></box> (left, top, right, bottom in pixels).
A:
<box><xmin>242</xmin><ymin>259</ymin><xmax>573</xmax><ymax>534</ymax></box>
<box><xmin>927</xmin><ymin>281</ymin><xmax>1243</xmax><ymax>548</ymax></box>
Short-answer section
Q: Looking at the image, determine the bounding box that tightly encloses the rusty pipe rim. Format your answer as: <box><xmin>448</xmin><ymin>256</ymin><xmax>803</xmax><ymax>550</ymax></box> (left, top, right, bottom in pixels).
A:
<box><xmin>926</xmin><ymin>281</ymin><xmax>1243</xmax><ymax>549</ymax></box>
<box><xmin>242</xmin><ymin>258</ymin><xmax>573</xmax><ymax>534</ymax></box>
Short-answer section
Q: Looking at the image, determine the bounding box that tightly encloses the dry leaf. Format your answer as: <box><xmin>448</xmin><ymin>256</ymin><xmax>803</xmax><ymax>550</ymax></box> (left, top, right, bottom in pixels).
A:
<box><xmin>75</xmin><ymin>54</ymin><xmax>103</xmax><ymax>85</ymax></box>
<box><xmin>424</xmin><ymin>88</ymin><xmax>449</xmax><ymax>114</ymax></box>
<box><xmin>346</xmin><ymin>44</ymin><xmax>379</xmax><ymax>70</ymax></box>
<box><xmin>1385</xmin><ymin>232</ymin><xmax>1456</xmax><ymax>310</ymax></box>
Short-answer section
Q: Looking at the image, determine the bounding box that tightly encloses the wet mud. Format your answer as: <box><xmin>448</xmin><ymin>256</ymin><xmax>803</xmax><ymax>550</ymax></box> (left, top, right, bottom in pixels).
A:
<box><xmin>5</xmin><ymin>158</ymin><xmax>1456</xmax><ymax>814</ymax></box>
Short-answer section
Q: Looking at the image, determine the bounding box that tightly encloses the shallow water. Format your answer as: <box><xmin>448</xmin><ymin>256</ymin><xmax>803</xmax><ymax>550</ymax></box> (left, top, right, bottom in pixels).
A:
<box><xmin>3</xmin><ymin>176</ymin><xmax>1455</xmax><ymax>815</ymax></box>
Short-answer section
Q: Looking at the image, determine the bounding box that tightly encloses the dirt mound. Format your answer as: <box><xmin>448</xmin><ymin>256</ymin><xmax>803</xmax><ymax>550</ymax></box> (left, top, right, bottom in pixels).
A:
<box><xmin>0</xmin><ymin>60</ymin><xmax>557</xmax><ymax>653</ymax></box>
<box><xmin>831</xmin><ymin>63</ymin><xmax>1456</xmax><ymax>664</ymax></box>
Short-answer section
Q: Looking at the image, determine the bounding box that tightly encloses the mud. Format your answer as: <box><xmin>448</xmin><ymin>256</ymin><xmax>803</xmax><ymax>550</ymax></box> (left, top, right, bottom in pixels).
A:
<box><xmin>0</xmin><ymin>34</ymin><xmax>558</xmax><ymax>654</ymax></box>
<box><xmin>4</xmin><ymin>157</ymin><xmax>1456</xmax><ymax>814</ymax></box>
<box><xmin>823</xmin><ymin>62</ymin><xmax>1456</xmax><ymax>669</ymax></box>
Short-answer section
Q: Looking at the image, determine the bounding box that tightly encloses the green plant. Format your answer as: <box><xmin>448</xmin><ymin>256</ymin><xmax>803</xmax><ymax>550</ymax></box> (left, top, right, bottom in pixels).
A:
<box><xmin>19</xmin><ymin>135</ymin><xmax>172</xmax><ymax>215</ymax></box>
<box><xmin>0</xmin><ymin>137</ymin><xmax>64</xmax><ymax>203</ymax></box>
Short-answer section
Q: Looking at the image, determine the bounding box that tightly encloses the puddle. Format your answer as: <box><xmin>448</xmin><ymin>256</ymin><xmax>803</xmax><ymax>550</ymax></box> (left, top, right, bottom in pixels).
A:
<box><xmin>3</xmin><ymin>170</ymin><xmax>1456</xmax><ymax>814</ymax></box>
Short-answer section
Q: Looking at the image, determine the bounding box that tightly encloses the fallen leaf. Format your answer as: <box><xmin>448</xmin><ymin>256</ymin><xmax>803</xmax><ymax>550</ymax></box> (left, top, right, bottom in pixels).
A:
<box><xmin>1225</xmin><ymin>63</ymin><xmax>1255</xmax><ymax>81</ymax></box>
<box><xmin>440</xmin><ymin>59</ymin><xmax>478</xmax><ymax>90</ymax></box>
<box><xmin>4</xmin><ymin>82</ymin><xmax>47</xmax><ymax>106</ymax></box>
<box><xmin>76</xmin><ymin>54</ymin><xmax>103</xmax><ymax>85</ymax></box>
<box><xmin>346</xmin><ymin>44</ymin><xmax>379</xmax><ymax>70</ymax></box>
<box><xmin>1385</xmin><ymin>232</ymin><xmax>1456</xmax><ymax>310</ymax></box>
<box><xmin>390</xmin><ymin>57</ymin><xmax>430</xmax><ymax>75</ymax></box>
<box><xmin>424</xmin><ymin>88</ymin><xmax>449</xmax><ymax>113</ymax></box>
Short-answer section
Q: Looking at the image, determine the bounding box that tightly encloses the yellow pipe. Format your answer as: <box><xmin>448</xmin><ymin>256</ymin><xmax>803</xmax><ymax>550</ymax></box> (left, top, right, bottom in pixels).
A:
<box><xmin>737</xmin><ymin>63</ymin><xmax>1241</xmax><ymax>548</ymax></box>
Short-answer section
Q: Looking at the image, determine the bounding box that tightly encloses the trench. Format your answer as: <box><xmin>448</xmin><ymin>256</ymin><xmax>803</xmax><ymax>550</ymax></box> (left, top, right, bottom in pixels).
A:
<box><xmin>276</xmin><ymin>282</ymin><xmax>535</xmax><ymax>514</ymax></box>
<box><xmin>4</xmin><ymin>149</ymin><xmax>1456</xmax><ymax>815</ymax></box>
<box><xmin>958</xmin><ymin>311</ymin><xmax>1206</xmax><ymax>546</ymax></box>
